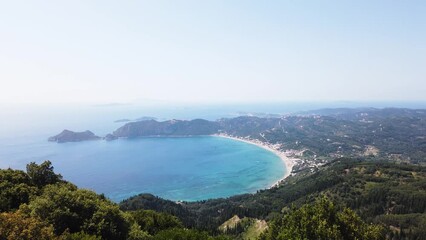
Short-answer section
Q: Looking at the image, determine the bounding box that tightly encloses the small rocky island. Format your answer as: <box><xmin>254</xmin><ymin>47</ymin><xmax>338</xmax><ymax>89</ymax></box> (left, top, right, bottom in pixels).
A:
<box><xmin>104</xmin><ymin>133</ymin><xmax>118</xmax><ymax>141</ymax></box>
<box><xmin>114</xmin><ymin>119</ymin><xmax>131</xmax><ymax>123</ymax></box>
<box><xmin>48</xmin><ymin>130</ymin><xmax>101</xmax><ymax>143</ymax></box>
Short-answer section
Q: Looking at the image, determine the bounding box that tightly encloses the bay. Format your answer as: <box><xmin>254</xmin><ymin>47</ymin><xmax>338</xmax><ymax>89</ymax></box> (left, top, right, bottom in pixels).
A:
<box><xmin>0</xmin><ymin>134</ymin><xmax>285</xmax><ymax>202</ymax></box>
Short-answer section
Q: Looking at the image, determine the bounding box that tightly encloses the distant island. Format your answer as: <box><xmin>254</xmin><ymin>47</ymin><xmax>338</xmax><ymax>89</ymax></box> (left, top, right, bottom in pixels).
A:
<box><xmin>114</xmin><ymin>116</ymin><xmax>158</xmax><ymax>123</ymax></box>
<box><xmin>104</xmin><ymin>133</ymin><xmax>118</xmax><ymax>141</ymax></box>
<box><xmin>114</xmin><ymin>119</ymin><xmax>131</xmax><ymax>123</ymax></box>
<box><xmin>48</xmin><ymin>130</ymin><xmax>101</xmax><ymax>143</ymax></box>
<box><xmin>48</xmin><ymin>130</ymin><xmax>121</xmax><ymax>143</ymax></box>
<box><xmin>135</xmin><ymin>116</ymin><xmax>158</xmax><ymax>121</ymax></box>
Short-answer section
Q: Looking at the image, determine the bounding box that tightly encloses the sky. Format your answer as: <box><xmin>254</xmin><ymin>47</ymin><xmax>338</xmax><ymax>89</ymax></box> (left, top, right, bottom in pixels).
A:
<box><xmin>0</xmin><ymin>0</ymin><xmax>425</xmax><ymax>105</ymax></box>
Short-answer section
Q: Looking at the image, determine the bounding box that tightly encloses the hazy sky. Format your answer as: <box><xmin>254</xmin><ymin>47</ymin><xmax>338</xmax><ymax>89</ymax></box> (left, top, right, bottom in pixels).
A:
<box><xmin>1</xmin><ymin>1</ymin><xmax>425</xmax><ymax>104</ymax></box>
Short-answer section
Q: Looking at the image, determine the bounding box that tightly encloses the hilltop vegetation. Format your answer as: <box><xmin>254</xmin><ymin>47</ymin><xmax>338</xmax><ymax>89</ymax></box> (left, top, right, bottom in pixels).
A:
<box><xmin>259</xmin><ymin>197</ymin><xmax>384</xmax><ymax>240</ymax></box>
<box><xmin>0</xmin><ymin>161</ymin><xmax>229</xmax><ymax>240</ymax></box>
<box><xmin>1</xmin><ymin>160</ymin><xmax>396</xmax><ymax>240</ymax></box>
<box><xmin>121</xmin><ymin>159</ymin><xmax>426</xmax><ymax>239</ymax></box>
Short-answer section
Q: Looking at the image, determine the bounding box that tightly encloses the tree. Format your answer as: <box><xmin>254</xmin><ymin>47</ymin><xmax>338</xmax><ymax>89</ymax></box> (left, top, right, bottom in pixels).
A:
<box><xmin>153</xmin><ymin>228</ymin><xmax>230</xmax><ymax>240</ymax></box>
<box><xmin>0</xmin><ymin>169</ymin><xmax>38</xmax><ymax>211</ymax></box>
<box><xmin>260</xmin><ymin>197</ymin><xmax>384</xmax><ymax>240</ymax></box>
<box><xmin>23</xmin><ymin>183</ymin><xmax>130</xmax><ymax>239</ymax></box>
<box><xmin>26</xmin><ymin>161</ymin><xmax>62</xmax><ymax>187</ymax></box>
<box><xmin>127</xmin><ymin>223</ymin><xmax>152</xmax><ymax>240</ymax></box>
<box><xmin>129</xmin><ymin>210</ymin><xmax>183</xmax><ymax>235</ymax></box>
<box><xmin>0</xmin><ymin>211</ymin><xmax>56</xmax><ymax>240</ymax></box>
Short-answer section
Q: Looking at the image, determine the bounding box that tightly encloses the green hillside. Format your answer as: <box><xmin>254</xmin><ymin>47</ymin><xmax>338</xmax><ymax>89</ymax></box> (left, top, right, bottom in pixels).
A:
<box><xmin>0</xmin><ymin>161</ymin><xmax>229</xmax><ymax>240</ymax></box>
<box><xmin>121</xmin><ymin>159</ymin><xmax>426</xmax><ymax>239</ymax></box>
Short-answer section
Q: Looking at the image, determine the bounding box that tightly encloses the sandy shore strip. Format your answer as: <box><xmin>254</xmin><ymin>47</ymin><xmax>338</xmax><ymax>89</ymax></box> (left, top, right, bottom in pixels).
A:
<box><xmin>212</xmin><ymin>133</ymin><xmax>297</xmax><ymax>188</ymax></box>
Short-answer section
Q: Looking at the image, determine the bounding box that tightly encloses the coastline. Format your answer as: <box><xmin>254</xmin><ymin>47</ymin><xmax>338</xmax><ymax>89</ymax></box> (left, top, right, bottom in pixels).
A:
<box><xmin>212</xmin><ymin>133</ymin><xmax>297</xmax><ymax>188</ymax></box>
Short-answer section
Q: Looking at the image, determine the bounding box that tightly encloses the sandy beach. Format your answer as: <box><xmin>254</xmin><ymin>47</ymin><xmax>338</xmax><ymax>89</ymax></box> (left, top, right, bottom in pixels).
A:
<box><xmin>212</xmin><ymin>133</ymin><xmax>297</xmax><ymax>188</ymax></box>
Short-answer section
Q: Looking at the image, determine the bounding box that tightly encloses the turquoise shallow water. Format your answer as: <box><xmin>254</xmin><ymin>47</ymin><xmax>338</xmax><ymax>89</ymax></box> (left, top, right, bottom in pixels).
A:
<box><xmin>0</xmin><ymin>105</ymin><xmax>285</xmax><ymax>202</ymax></box>
<box><xmin>0</xmin><ymin>135</ymin><xmax>285</xmax><ymax>202</ymax></box>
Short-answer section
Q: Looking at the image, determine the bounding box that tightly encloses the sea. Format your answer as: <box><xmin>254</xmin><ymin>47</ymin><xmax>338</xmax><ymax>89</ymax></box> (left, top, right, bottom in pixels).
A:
<box><xmin>1</xmin><ymin>101</ymin><xmax>424</xmax><ymax>202</ymax></box>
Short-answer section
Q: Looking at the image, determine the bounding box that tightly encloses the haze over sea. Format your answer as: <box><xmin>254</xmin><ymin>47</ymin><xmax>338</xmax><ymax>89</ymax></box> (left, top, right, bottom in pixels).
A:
<box><xmin>1</xmin><ymin>102</ymin><xmax>425</xmax><ymax>202</ymax></box>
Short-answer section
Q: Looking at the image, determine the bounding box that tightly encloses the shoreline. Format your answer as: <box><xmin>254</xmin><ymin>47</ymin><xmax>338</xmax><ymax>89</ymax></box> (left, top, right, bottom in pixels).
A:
<box><xmin>212</xmin><ymin>133</ymin><xmax>297</xmax><ymax>188</ymax></box>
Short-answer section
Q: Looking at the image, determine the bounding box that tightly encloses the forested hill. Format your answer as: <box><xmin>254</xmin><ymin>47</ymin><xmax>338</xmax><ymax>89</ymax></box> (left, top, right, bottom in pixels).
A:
<box><xmin>120</xmin><ymin>158</ymin><xmax>426</xmax><ymax>239</ymax></box>
<box><xmin>0</xmin><ymin>161</ymin><xmax>231</xmax><ymax>239</ymax></box>
<box><xmin>1</xmin><ymin>160</ymin><xmax>391</xmax><ymax>239</ymax></box>
<box><xmin>112</xmin><ymin>108</ymin><xmax>426</xmax><ymax>164</ymax></box>
<box><xmin>113</xmin><ymin>119</ymin><xmax>220</xmax><ymax>137</ymax></box>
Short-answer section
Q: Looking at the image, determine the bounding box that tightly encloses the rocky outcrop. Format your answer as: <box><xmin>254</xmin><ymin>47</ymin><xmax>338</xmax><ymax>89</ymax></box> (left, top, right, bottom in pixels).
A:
<box><xmin>104</xmin><ymin>133</ymin><xmax>118</xmax><ymax>141</ymax></box>
<box><xmin>48</xmin><ymin>130</ymin><xmax>101</xmax><ymax>143</ymax></box>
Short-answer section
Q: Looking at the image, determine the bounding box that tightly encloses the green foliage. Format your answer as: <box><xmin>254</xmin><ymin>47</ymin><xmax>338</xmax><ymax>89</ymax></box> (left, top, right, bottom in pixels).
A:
<box><xmin>119</xmin><ymin>193</ymin><xmax>194</xmax><ymax>226</ymax></box>
<box><xmin>0</xmin><ymin>211</ymin><xmax>57</xmax><ymax>240</ymax></box>
<box><xmin>121</xmin><ymin>159</ymin><xmax>426</xmax><ymax>239</ymax></box>
<box><xmin>260</xmin><ymin>197</ymin><xmax>384</xmax><ymax>240</ymax></box>
<box><xmin>26</xmin><ymin>160</ymin><xmax>62</xmax><ymax>187</ymax></box>
<box><xmin>23</xmin><ymin>183</ymin><xmax>129</xmax><ymax>239</ymax></box>
<box><xmin>62</xmin><ymin>231</ymin><xmax>101</xmax><ymax>240</ymax></box>
<box><xmin>0</xmin><ymin>161</ymin><xmax>64</xmax><ymax>212</ymax></box>
<box><xmin>0</xmin><ymin>161</ymin><xmax>229</xmax><ymax>240</ymax></box>
<box><xmin>0</xmin><ymin>169</ymin><xmax>38</xmax><ymax>212</ymax></box>
<box><xmin>153</xmin><ymin>228</ymin><xmax>230</xmax><ymax>240</ymax></box>
<box><xmin>128</xmin><ymin>223</ymin><xmax>153</xmax><ymax>240</ymax></box>
<box><xmin>129</xmin><ymin>209</ymin><xmax>183</xmax><ymax>235</ymax></box>
<box><xmin>374</xmin><ymin>213</ymin><xmax>426</xmax><ymax>239</ymax></box>
<box><xmin>0</xmin><ymin>161</ymin><xmax>223</xmax><ymax>239</ymax></box>
<box><xmin>84</xmin><ymin>201</ymin><xmax>129</xmax><ymax>239</ymax></box>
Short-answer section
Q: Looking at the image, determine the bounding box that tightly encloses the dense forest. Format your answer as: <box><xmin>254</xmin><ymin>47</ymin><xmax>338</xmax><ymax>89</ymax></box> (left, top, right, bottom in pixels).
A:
<box><xmin>0</xmin><ymin>161</ymin><xmax>400</xmax><ymax>239</ymax></box>
<box><xmin>121</xmin><ymin>158</ymin><xmax>426</xmax><ymax>239</ymax></box>
<box><xmin>0</xmin><ymin>161</ymin><xmax>231</xmax><ymax>239</ymax></box>
<box><xmin>1</xmin><ymin>159</ymin><xmax>406</xmax><ymax>240</ymax></box>
<box><xmin>3</xmin><ymin>159</ymin><xmax>425</xmax><ymax>239</ymax></box>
